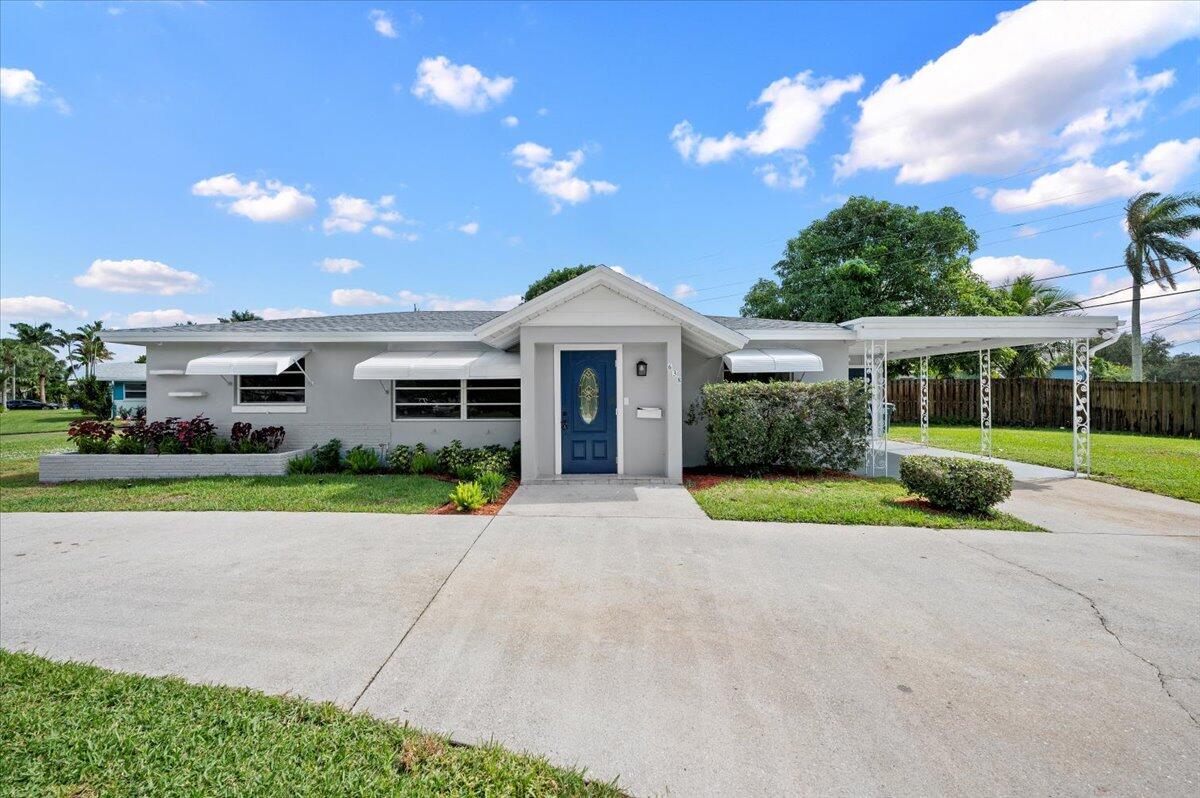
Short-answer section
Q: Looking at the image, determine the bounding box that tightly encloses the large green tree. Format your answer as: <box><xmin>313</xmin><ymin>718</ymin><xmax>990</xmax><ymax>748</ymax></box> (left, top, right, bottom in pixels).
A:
<box><xmin>522</xmin><ymin>265</ymin><xmax>600</xmax><ymax>302</ymax></box>
<box><xmin>741</xmin><ymin>196</ymin><xmax>994</xmax><ymax>323</ymax></box>
<box><xmin>1123</xmin><ymin>191</ymin><xmax>1200</xmax><ymax>380</ymax></box>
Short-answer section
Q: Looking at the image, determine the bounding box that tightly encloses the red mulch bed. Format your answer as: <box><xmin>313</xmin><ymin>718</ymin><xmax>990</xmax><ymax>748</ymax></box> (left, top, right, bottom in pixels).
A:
<box><xmin>430</xmin><ymin>478</ymin><xmax>520</xmax><ymax>515</ymax></box>
<box><xmin>682</xmin><ymin>468</ymin><xmax>865</xmax><ymax>492</ymax></box>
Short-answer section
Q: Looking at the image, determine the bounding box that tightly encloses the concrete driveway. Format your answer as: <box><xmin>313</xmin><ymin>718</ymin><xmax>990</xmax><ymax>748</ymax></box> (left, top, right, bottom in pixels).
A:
<box><xmin>3</xmin><ymin>508</ymin><xmax>1198</xmax><ymax>797</ymax></box>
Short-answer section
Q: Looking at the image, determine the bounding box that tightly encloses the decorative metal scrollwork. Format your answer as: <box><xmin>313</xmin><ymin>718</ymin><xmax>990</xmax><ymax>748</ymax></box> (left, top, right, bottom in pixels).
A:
<box><xmin>979</xmin><ymin>349</ymin><xmax>992</xmax><ymax>457</ymax></box>
<box><xmin>919</xmin><ymin>356</ymin><xmax>929</xmax><ymax>444</ymax></box>
<box><xmin>1073</xmin><ymin>338</ymin><xmax>1090</xmax><ymax>475</ymax></box>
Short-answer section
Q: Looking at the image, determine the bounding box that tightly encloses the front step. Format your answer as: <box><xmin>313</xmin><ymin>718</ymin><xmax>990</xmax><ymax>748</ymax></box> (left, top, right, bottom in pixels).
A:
<box><xmin>523</xmin><ymin>474</ymin><xmax>674</xmax><ymax>486</ymax></box>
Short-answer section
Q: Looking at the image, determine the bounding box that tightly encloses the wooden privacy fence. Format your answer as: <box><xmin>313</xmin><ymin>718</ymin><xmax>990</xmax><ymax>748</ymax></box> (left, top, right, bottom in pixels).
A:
<box><xmin>887</xmin><ymin>378</ymin><xmax>1199</xmax><ymax>437</ymax></box>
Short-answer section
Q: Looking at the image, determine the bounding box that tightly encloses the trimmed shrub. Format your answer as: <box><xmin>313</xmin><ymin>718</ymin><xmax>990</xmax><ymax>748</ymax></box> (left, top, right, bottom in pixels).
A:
<box><xmin>410</xmin><ymin>450</ymin><xmax>438</xmax><ymax>475</ymax></box>
<box><xmin>899</xmin><ymin>455</ymin><xmax>1013</xmax><ymax>514</ymax></box>
<box><xmin>313</xmin><ymin>439</ymin><xmax>342</xmax><ymax>472</ymax></box>
<box><xmin>387</xmin><ymin>444</ymin><xmax>413</xmax><ymax>474</ymax></box>
<box><xmin>448</xmin><ymin>481</ymin><xmax>486</xmax><ymax>512</ymax></box>
<box><xmin>344</xmin><ymin>445</ymin><xmax>380</xmax><ymax>475</ymax></box>
<box><xmin>286</xmin><ymin>453</ymin><xmax>319</xmax><ymax>475</ymax></box>
<box><xmin>477</xmin><ymin>471</ymin><xmax>506</xmax><ymax>503</ymax></box>
<box><xmin>437</xmin><ymin>440</ymin><xmax>471</xmax><ymax>474</ymax></box>
<box><xmin>688</xmin><ymin>380</ymin><xmax>868</xmax><ymax>473</ymax></box>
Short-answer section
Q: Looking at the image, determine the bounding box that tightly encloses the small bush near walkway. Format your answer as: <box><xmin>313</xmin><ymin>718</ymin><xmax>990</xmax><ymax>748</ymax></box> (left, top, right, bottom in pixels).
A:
<box><xmin>0</xmin><ymin>650</ymin><xmax>621</xmax><ymax>797</ymax></box>
<box><xmin>899</xmin><ymin>455</ymin><xmax>1013</xmax><ymax>514</ymax></box>
<box><xmin>689</xmin><ymin>380</ymin><xmax>868</xmax><ymax>473</ymax></box>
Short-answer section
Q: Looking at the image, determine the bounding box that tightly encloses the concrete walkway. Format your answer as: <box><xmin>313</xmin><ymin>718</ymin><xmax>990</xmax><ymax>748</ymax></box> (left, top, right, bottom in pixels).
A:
<box><xmin>3</xmin><ymin>509</ymin><xmax>1197</xmax><ymax>796</ymax></box>
<box><xmin>501</xmin><ymin>483</ymin><xmax>708</xmax><ymax>519</ymax></box>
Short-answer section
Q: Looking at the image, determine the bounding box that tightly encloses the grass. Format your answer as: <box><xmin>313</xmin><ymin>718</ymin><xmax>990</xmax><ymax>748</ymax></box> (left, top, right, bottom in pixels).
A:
<box><xmin>0</xmin><ymin>649</ymin><xmax>621</xmax><ymax>798</ymax></box>
<box><xmin>0</xmin><ymin>408</ymin><xmax>88</xmax><ymax>436</ymax></box>
<box><xmin>688</xmin><ymin>474</ymin><xmax>1039</xmax><ymax>531</ymax></box>
<box><xmin>0</xmin><ymin>427</ymin><xmax>451</xmax><ymax>514</ymax></box>
<box><xmin>888</xmin><ymin>424</ymin><xmax>1199</xmax><ymax>503</ymax></box>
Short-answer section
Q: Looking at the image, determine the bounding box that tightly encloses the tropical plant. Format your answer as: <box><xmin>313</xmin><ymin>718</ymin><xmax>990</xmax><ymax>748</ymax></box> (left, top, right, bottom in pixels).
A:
<box><xmin>522</xmin><ymin>264</ymin><xmax>600</xmax><ymax>301</ymax></box>
<box><xmin>387</xmin><ymin>444</ymin><xmax>414</xmax><ymax>473</ymax></box>
<box><xmin>1122</xmin><ymin>191</ymin><xmax>1200</xmax><ymax>380</ymax></box>
<box><xmin>312</xmin><ymin>439</ymin><xmax>343</xmax><ymax>472</ymax></box>
<box><xmin>476</xmin><ymin>471</ymin><xmax>506</xmax><ymax>503</ymax></box>
<box><xmin>73</xmin><ymin>321</ymin><xmax>113</xmax><ymax>378</ymax></box>
<box><xmin>70</xmin><ymin>375</ymin><xmax>112</xmax><ymax>419</ymax></box>
<box><xmin>410</xmin><ymin>450</ymin><xmax>438</xmax><ymax>475</ymax></box>
<box><xmin>448</xmin><ymin>481</ymin><xmax>486</xmax><ymax>512</ymax></box>
<box><xmin>68</xmin><ymin>419</ymin><xmax>115</xmax><ymax>454</ymax></box>
<box><xmin>286</xmin><ymin>452</ymin><xmax>319</xmax><ymax>474</ymax></box>
<box><xmin>10</xmin><ymin>321</ymin><xmax>56</xmax><ymax>349</ymax></box>
<box><xmin>1001</xmin><ymin>273</ymin><xmax>1081</xmax><ymax>378</ymax></box>
<box><xmin>343</xmin><ymin>445</ymin><xmax>380</xmax><ymax>474</ymax></box>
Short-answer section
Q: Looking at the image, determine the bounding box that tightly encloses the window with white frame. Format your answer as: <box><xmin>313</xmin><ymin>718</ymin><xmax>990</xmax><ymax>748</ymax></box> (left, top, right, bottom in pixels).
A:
<box><xmin>123</xmin><ymin>381</ymin><xmax>147</xmax><ymax>399</ymax></box>
<box><xmin>393</xmin><ymin>378</ymin><xmax>520</xmax><ymax>420</ymax></box>
<box><xmin>237</xmin><ymin>359</ymin><xmax>306</xmax><ymax>404</ymax></box>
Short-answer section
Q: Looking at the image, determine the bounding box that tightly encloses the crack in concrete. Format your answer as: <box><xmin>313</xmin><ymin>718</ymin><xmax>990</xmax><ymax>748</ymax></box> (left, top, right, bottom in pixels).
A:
<box><xmin>349</xmin><ymin>515</ymin><xmax>496</xmax><ymax>712</ymax></box>
<box><xmin>957</xmin><ymin>539</ymin><xmax>1200</xmax><ymax>729</ymax></box>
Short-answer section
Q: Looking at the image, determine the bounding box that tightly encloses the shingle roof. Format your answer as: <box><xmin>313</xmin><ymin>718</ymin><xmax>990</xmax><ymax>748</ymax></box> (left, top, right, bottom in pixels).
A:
<box><xmin>705</xmin><ymin>315</ymin><xmax>845</xmax><ymax>331</ymax></box>
<box><xmin>94</xmin><ymin>362</ymin><xmax>147</xmax><ymax>382</ymax></box>
<box><xmin>110</xmin><ymin>310</ymin><xmax>845</xmax><ymax>336</ymax></box>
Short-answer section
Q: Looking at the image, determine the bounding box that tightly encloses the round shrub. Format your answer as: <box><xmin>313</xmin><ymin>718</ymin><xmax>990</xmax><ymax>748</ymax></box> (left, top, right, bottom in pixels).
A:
<box><xmin>448</xmin><ymin>481</ymin><xmax>486</xmax><ymax>512</ymax></box>
<box><xmin>899</xmin><ymin>455</ymin><xmax>1013</xmax><ymax>515</ymax></box>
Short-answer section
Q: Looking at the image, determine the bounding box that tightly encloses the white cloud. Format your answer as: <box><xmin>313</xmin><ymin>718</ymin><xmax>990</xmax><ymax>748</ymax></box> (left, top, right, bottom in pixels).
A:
<box><xmin>1015</xmin><ymin>225</ymin><xmax>1040</xmax><ymax>239</ymax></box>
<box><xmin>369</xmin><ymin>9</ymin><xmax>397</xmax><ymax>38</ymax></box>
<box><xmin>74</xmin><ymin>259</ymin><xmax>207</xmax><ymax>296</ymax></box>
<box><xmin>1084</xmin><ymin>273</ymin><xmax>1200</xmax><ymax>344</ymax></box>
<box><xmin>501</xmin><ymin>115</ymin><xmax>519</xmax><ymax>128</ymax></box>
<box><xmin>0</xmin><ymin>295</ymin><xmax>85</xmax><ymax>321</ymax></box>
<box><xmin>672</xmin><ymin>283</ymin><xmax>697</xmax><ymax>299</ymax></box>
<box><xmin>411</xmin><ymin>55</ymin><xmax>514</xmax><ymax>113</ymax></box>
<box><xmin>191</xmin><ymin>173</ymin><xmax>316</xmax><ymax>223</ymax></box>
<box><xmin>991</xmin><ymin>137</ymin><xmax>1200</xmax><ymax>211</ymax></box>
<box><xmin>836</xmin><ymin>1</ymin><xmax>1200</xmax><ymax>183</ymax></box>
<box><xmin>457</xmin><ymin>221</ymin><xmax>480</xmax><ymax>235</ymax></box>
<box><xmin>510</xmin><ymin>142</ymin><xmax>618</xmax><ymax>212</ymax></box>
<box><xmin>124</xmin><ymin>309</ymin><xmax>218</xmax><ymax>328</ymax></box>
<box><xmin>0</xmin><ymin>67</ymin><xmax>69</xmax><ymax>114</ymax></box>
<box><xmin>671</xmin><ymin>71</ymin><xmax>862</xmax><ymax>170</ymax></box>
<box><xmin>395</xmin><ymin>290</ymin><xmax>521</xmax><ymax>311</ymax></box>
<box><xmin>318</xmin><ymin>257</ymin><xmax>362</xmax><ymax>274</ymax></box>
<box><xmin>331</xmin><ymin>288</ymin><xmax>393</xmax><ymax>307</ymax></box>
<box><xmin>756</xmin><ymin>159</ymin><xmax>810</xmax><ymax>190</ymax></box>
<box><xmin>255</xmin><ymin>307</ymin><xmax>326</xmax><ymax>320</ymax></box>
<box><xmin>971</xmin><ymin>255</ymin><xmax>1069</xmax><ymax>285</ymax></box>
<box><xmin>537</xmin><ymin>107</ymin><xmax>549</xmax><ymax>116</ymax></box>
<box><xmin>323</xmin><ymin>193</ymin><xmax>415</xmax><ymax>236</ymax></box>
<box><xmin>610</xmin><ymin>266</ymin><xmax>659</xmax><ymax>292</ymax></box>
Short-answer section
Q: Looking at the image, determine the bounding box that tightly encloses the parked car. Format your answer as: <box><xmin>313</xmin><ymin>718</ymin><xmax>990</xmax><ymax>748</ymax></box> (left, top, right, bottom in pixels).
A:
<box><xmin>5</xmin><ymin>399</ymin><xmax>59</xmax><ymax>410</ymax></box>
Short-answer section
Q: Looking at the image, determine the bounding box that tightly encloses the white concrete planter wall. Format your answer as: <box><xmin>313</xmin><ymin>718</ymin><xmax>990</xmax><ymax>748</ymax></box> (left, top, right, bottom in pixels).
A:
<box><xmin>39</xmin><ymin>449</ymin><xmax>305</xmax><ymax>483</ymax></box>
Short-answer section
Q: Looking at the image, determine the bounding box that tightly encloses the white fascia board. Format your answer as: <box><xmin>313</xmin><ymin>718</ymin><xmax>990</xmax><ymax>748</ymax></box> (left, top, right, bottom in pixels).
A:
<box><xmin>101</xmin><ymin>331</ymin><xmax>479</xmax><ymax>345</ymax></box>
<box><xmin>843</xmin><ymin>315</ymin><xmax>1120</xmax><ymax>340</ymax></box>
<box><xmin>738</xmin><ymin>328</ymin><xmax>855</xmax><ymax>341</ymax></box>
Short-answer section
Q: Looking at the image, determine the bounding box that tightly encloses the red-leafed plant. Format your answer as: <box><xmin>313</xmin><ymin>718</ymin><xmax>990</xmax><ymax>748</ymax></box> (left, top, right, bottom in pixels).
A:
<box><xmin>68</xmin><ymin>419</ymin><xmax>115</xmax><ymax>454</ymax></box>
<box><xmin>230</xmin><ymin>422</ymin><xmax>253</xmax><ymax>445</ymax></box>
<box><xmin>175</xmin><ymin>414</ymin><xmax>218</xmax><ymax>452</ymax></box>
<box><xmin>249</xmin><ymin>425</ymin><xmax>286</xmax><ymax>453</ymax></box>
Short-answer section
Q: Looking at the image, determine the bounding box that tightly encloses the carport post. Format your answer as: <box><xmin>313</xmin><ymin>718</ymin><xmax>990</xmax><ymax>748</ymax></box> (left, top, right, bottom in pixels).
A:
<box><xmin>979</xmin><ymin>349</ymin><xmax>992</xmax><ymax>457</ymax></box>
<box><xmin>864</xmin><ymin>339</ymin><xmax>888</xmax><ymax>476</ymax></box>
<box><xmin>919</xmin><ymin>356</ymin><xmax>929</xmax><ymax>444</ymax></box>
<box><xmin>1072</xmin><ymin>338</ymin><xmax>1091</xmax><ymax>477</ymax></box>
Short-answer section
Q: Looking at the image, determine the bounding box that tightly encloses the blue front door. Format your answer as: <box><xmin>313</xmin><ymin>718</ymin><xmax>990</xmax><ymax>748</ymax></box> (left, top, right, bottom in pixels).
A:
<box><xmin>561</xmin><ymin>350</ymin><xmax>617</xmax><ymax>474</ymax></box>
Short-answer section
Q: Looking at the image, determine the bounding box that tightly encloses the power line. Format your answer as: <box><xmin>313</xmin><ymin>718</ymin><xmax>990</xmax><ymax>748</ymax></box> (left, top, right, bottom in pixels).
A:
<box><xmin>1075</xmin><ymin>288</ymin><xmax>1200</xmax><ymax>310</ymax></box>
<box><xmin>1072</xmin><ymin>266</ymin><xmax>1194</xmax><ymax>305</ymax></box>
<box><xmin>1144</xmin><ymin>312</ymin><xmax>1200</xmax><ymax>335</ymax></box>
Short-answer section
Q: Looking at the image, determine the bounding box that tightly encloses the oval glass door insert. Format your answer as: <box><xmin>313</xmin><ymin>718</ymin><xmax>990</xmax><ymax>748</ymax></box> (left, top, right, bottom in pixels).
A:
<box><xmin>578</xmin><ymin>367</ymin><xmax>599</xmax><ymax>424</ymax></box>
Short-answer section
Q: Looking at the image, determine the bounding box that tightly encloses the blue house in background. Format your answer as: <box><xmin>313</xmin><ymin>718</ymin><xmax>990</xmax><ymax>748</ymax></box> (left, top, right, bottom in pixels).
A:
<box><xmin>94</xmin><ymin>362</ymin><xmax>147</xmax><ymax>418</ymax></box>
<box><xmin>1050</xmin><ymin>364</ymin><xmax>1074</xmax><ymax>380</ymax></box>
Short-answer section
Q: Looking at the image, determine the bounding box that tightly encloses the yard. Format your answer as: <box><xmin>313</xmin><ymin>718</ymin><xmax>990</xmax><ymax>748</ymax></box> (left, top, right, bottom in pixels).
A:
<box><xmin>686</xmin><ymin>474</ymin><xmax>1039</xmax><ymax>531</ymax></box>
<box><xmin>0</xmin><ymin>650</ymin><xmax>619</xmax><ymax>798</ymax></box>
<box><xmin>888</xmin><ymin>424</ymin><xmax>1199</xmax><ymax>503</ymax></box>
<box><xmin>0</xmin><ymin>409</ymin><xmax>457</xmax><ymax>514</ymax></box>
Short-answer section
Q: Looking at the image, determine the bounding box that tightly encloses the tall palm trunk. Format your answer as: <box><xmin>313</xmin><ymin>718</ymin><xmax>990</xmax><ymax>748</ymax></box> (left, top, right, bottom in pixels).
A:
<box><xmin>38</xmin><ymin>375</ymin><xmax>47</xmax><ymax>404</ymax></box>
<box><xmin>1130</xmin><ymin>280</ymin><xmax>1142</xmax><ymax>381</ymax></box>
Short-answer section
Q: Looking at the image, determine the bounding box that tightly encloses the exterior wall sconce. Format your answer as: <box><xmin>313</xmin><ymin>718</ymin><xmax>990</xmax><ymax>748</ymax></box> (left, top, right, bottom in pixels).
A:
<box><xmin>636</xmin><ymin>360</ymin><xmax>648</xmax><ymax>377</ymax></box>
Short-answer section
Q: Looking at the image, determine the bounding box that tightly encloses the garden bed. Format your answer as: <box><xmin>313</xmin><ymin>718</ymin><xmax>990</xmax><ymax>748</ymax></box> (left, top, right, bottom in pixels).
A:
<box><xmin>39</xmin><ymin>449</ymin><xmax>306</xmax><ymax>483</ymax></box>
<box><xmin>430</xmin><ymin>478</ymin><xmax>520</xmax><ymax>515</ymax></box>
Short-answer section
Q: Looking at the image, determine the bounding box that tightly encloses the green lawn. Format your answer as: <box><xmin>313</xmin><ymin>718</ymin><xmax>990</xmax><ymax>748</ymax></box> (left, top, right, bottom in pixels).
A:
<box><xmin>0</xmin><ymin>429</ymin><xmax>451</xmax><ymax>514</ymax></box>
<box><xmin>0</xmin><ymin>650</ymin><xmax>620</xmax><ymax>798</ymax></box>
<box><xmin>889</xmin><ymin>424</ymin><xmax>1199</xmax><ymax>503</ymax></box>
<box><xmin>0</xmin><ymin>408</ymin><xmax>88</xmax><ymax>436</ymax></box>
<box><xmin>688</xmin><ymin>475</ymin><xmax>1039</xmax><ymax>531</ymax></box>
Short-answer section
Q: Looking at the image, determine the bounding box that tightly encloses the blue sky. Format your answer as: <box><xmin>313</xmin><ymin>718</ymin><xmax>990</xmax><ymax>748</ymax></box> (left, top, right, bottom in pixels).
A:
<box><xmin>2</xmin><ymin>0</ymin><xmax>1199</xmax><ymax>356</ymax></box>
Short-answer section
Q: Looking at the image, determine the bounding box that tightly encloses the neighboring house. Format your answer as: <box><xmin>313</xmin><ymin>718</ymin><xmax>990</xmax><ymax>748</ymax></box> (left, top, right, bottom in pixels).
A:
<box><xmin>93</xmin><ymin>361</ymin><xmax>148</xmax><ymax>418</ymax></box>
<box><xmin>102</xmin><ymin>267</ymin><xmax>1118</xmax><ymax>482</ymax></box>
<box><xmin>1050</xmin><ymin>364</ymin><xmax>1074</xmax><ymax>380</ymax></box>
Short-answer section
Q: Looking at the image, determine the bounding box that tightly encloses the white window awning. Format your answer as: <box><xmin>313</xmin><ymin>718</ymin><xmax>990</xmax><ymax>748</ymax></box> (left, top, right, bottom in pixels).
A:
<box><xmin>185</xmin><ymin>350</ymin><xmax>308</xmax><ymax>376</ymax></box>
<box><xmin>723</xmin><ymin>348</ymin><xmax>823</xmax><ymax>373</ymax></box>
<box><xmin>353</xmin><ymin>350</ymin><xmax>520</xmax><ymax>381</ymax></box>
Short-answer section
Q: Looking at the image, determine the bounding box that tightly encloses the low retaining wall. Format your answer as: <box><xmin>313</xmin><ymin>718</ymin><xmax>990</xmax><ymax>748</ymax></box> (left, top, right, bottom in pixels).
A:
<box><xmin>39</xmin><ymin>449</ymin><xmax>305</xmax><ymax>483</ymax></box>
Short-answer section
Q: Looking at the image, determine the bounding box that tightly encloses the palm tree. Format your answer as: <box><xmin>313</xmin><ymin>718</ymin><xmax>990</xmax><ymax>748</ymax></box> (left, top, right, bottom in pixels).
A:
<box><xmin>1123</xmin><ymin>191</ymin><xmax>1200</xmax><ymax>380</ymax></box>
<box><xmin>74</xmin><ymin>321</ymin><xmax>113</xmax><ymax>378</ymax></box>
<box><xmin>54</xmin><ymin>327</ymin><xmax>83</xmax><ymax>378</ymax></box>
<box><xmin>218</xmin><ymin>310</ymin><xmax>263</xmax><ymax>323</ymax></box>
<box><xmin>1003</xmin><ymin>274</ymin><xmax>1083</xmax><ymax>378</ymax></box>
<box><xmin>0</xmin><ymin>338</ymin><xmax>25</xmax><ymax>404</ymax></box>
<box><xmin>10</xmin><ymin>321</ymin><xmax>56</xmax><ymax>350</ymax></box>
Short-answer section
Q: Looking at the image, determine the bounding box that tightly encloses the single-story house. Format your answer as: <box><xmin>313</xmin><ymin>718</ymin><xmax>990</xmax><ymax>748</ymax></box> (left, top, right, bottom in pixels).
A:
<box><xmin>93</xmin><ymin>361</ymin><xmax>148</xmax><ymax>418</ymax></box>
<box><xmin>101</xmin><ymin>267</ymin><xmax>1120</xmax><ymax>481</ymax></box>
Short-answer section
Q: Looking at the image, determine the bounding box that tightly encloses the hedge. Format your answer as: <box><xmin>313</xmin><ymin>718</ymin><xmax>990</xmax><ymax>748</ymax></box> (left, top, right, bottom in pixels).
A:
<box><xmin>689</xmin><ymin>380</ymin><xmax>868</xmax><ymax>473</ymax></box>
<box><xmin>899</xmin><ymin>455</ymin><xmax>1013</xmax><ymax>514</ymax></box>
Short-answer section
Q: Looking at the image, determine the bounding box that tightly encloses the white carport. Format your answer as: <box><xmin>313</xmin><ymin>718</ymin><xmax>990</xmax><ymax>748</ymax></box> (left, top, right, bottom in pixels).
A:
<box><xmin>844</xmin><ymin>316</ymin><xmax>1121</xmax><ymax>477</ymax></box>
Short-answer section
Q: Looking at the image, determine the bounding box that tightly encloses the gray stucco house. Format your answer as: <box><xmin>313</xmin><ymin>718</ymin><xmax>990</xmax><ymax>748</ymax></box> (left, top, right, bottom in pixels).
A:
<box><xmin>101</xmin><ymin>267</ymin><xmax>1118</xmax><ymax>482</ymax></box>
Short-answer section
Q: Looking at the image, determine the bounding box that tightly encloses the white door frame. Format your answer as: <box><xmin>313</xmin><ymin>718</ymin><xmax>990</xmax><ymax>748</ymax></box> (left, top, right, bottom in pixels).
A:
<box><xmin>553</xmin><ymin>344</ymin><xmax>623</xmax><ymax>476</ymax></box>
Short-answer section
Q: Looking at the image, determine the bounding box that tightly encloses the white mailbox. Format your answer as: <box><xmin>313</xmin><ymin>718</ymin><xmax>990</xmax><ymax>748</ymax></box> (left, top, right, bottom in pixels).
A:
<box><xmin>636</xmin><ymin>406</ymin><xmax>663</xmax><ymax>419</ymax></box>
